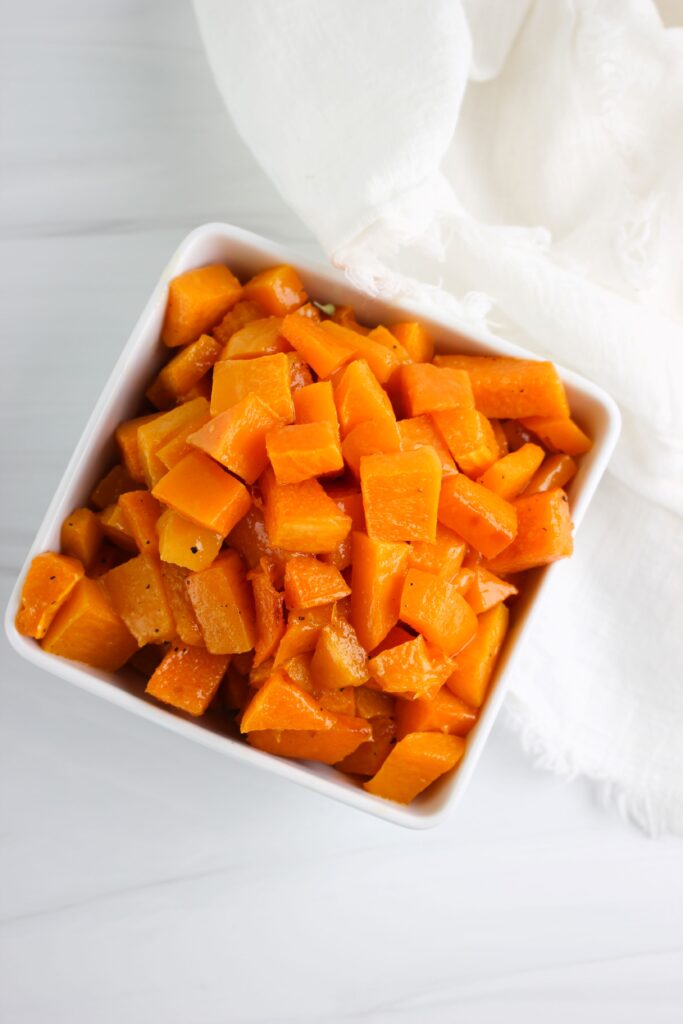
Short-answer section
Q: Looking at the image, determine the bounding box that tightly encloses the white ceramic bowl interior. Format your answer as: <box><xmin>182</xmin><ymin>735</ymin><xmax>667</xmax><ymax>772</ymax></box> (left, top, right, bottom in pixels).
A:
<box><xmin>4</xmin><ymin>223</ymin><xmax>621</xmax><ymax>828</ymax></box>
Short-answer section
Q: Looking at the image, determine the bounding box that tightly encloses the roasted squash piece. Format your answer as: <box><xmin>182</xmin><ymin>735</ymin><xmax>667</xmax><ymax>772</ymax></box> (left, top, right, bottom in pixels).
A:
<box><xmin>446</xmin><ymin>603</ymin><xmax>509</xmax><ymax>707</ymax></box>
<box><xmin>283</xmin><ymin>556</ymin><xmax>350</xmax><ymax>610</ymax></box>
<box><xmin>118</xmin><ymin>489</ymin><xmax>163</xmax><ymax>556</ymax></box>
<box><xmin>434</xmin><ymin>354</ymin><xmax>569</xmax><ymax>419</ymax></box>
<box><xmin>355</xmin><ymin>685</ymin><xmax>395</xmax><ymax>720</ymax></box>
<box><xmin>273</xmin><ymin>603</ymin><xmax>335</xmax><ymax>665</ymax></box>
<box><xmin>186</xmin><ymin>549</ymin><xmax>256</xmax><ymax>654</ymax></box>
<box><xmin>147</xmin><ymin>334</ymin><xmax>222</xmax><ymax>409</ymax></box>
<box><xmin>102</xmin><ymin>553</ymin><xmax>176</xmax><ymax>646</ymax></box>
<box><xmin>137</xmin><ymin>397</ymin><xmax>210</xmax><ymax>487</ymax></box>
<box><xmin>319</xmin><ymin>486</ymin><xmax>365</xmax><ymax>571</ymax></box>
<box><xmin>152</xmin><ymin>450</ymin><xmax>251</xmax><ymax>536</ymax></box>
<box><xmin>146</xmin><ymin>644</ymin><xmax>229</xmax><ymax>716</ymax></box>
<box><xmin>293</xmin><ymin>381</ymin><xmax>340</xmax><ymax>437</ymax></box>
<box><xmin>260</xmin><ymin>467</ymin><xmax>351</xmax><ymax>554</ymax></box>
<box><xmin>399</xmin><ymin>364</ymin><xmax>474</xmax><ymax>417</ymax></box>
<box><xmin>114</xmin><ymin>415</ymin><xmax>161</xmax><ymax>484</ymax></box>
<box><xmin>159</xmin><ymin>562</ymin><xmax>204</xmax><ymax>646</ymax></box>
<box><xmin>212</xmin><ymin>300</ymin><xmax>266</xmax><ymax>347</ymax></box>
<box><xmin>368</xmin><ymin>634</ymin><xmax>453</xmax><ymax>701</ymax></box>
<box><xmin>389</xmin><ymin>321</ymin><xmax>433</xmax><ymax>363</ymax></box>
<box><xmin>364</xmin><ymin>732</ymin><xmax>465</xmax><ymax>803</ymax></box>
<box><xmin>397</xmin><ymin>415</ymin><xmax>456</xmax><ymax>476</ymax></box>
<box><xmin>408</xmin><ymin>524</ymin><xmax>467</xmax><ymax>582</ymax></box>
<box><xmin>98</xmin><ymin>503</ymin><xmax>138</xmax><ymax>552</ymax></box>
<box><xmin>432</xmin><ymin>407</ymin><xmax>499</xmax><ymax>476</ymax></box>
<box><xmin>156</xmin><ymin>508</ymin><xmax>223</xmax><ymax>572</ymax></box>
<box><xmin>266</xmin><ymin>421</ymin><xmax>343</xmax><ymax>484</ymax></box>
<box><xmin>162</xmin><ymin>264</ymin><xmax>242</xmax><ymax>347</ymax></box>
<box><xmin>247</xmin><ymin>715</ymin><xmax>372</xmax><ymax>764</ymax></box>
<box><xmin>525</xmin><ymin>453</ymin><xmax>577</xmax><ymax>495</ymax></box>
<box><xmin>341</xmin><ymin>418</ymin><xmax>401</xmax><ymax>478</ymax></box>
<box><xmin>361</xmin><ymin>447</ymin><xmax>441</xmax><ymax>543</ymax></box>
<box><xmin>311</xmin><ymin>619</ymin><xmax>369</xmax><ymax>690</ymax></box>
<box><xmin>520</xmin><ymin>416</ymin><xmax>593</xmax><ymax>456</ymax></box>
<box><xmin>486</xmin><ymin>488</ymin><xmax>573</xmax><ymax>574</ymax></box>
<box><xmin>188</xmin><ymin>393</ymin><xmax>283</xmax><ymax>484</ymax></box>
<box><xmin>335</xmin><ymin>359</ymin><xmax>398</xmax><ymax>437</ymax></box>
<box><xmin>222</xmin><ymin>317</ymin><xmax>290</xmax><ymax>360</ymax></box>
<box><xmin>241</xmin><ymin>265</ymin><xmax>307</xmax><ymax>316</ymax></box>
<box><xmin>395</xmin><ymin>688</ymin><xmax>477</xmax><ymax>740</ymax></box>
<box><xmin>240</xmin><ymin>671</ymin><xmax>335</xmax><ymax>732</ymax></box>
<box><xmin>211</xmin><ymin>353</ymin><xmax>294</xmax><ymax>421</ymax></box>
<box><xmin>464</xmin><ymin>566</ymin><xmax>518</xmax><ymax>614</ymax></box>
<box><xmin>15</xmin><ymin>552</ymin><xmax>85</xmax><ymax>639</ymax></box>
<box><xmin>90</xmin><ymin>463</ymin><xmax>142</xmax><ymax>509</ymax></box>
<box><xmin>438</xmin><ymin>475</ymin><xmax>517</xmax><ymax>559</ymax></box>
<box><xmin>60</xmin><ymin>508</ymin><xmax>103</xmax><ymax>571</ymax></box>
<box><xmin>249</xmin><ymin>567</ymin><xmax>286</xmax><ymax>667</ymax></box>
<box><xmin>477</xmin><ymin>442</ymin><xmax>545</xmax><ymax>500</ymax></box>
<box><xmin>41</xmin><ymin>577</ymin><xmax>137</xmax><ymax>671</ymax></box>
<box><xmin>281</xmin><ymin>315</ymin><xmax>358</xmax><ymax>378</ymax></box>
<box><xmin>336</xmin><ymin>716</ymin><xmax>396</xmax><ymax>776</ymax></box>
<box><xmin>349</xmin><ymin>531</ymin><xmax>409</xmax><ymax>653</ymax></box>
<box><xmin>400</xmin><ymin>568</ymin><xmax>477</xmax><ymax>656</ymax></box>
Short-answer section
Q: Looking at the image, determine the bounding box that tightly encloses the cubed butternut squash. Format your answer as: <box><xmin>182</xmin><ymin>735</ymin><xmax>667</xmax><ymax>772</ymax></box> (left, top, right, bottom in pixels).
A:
<box><xmin>118</xmin><ymin>489</ymin><xmax>163</xmax><ymax>556</ymax></box>
<box><xmin>260</xmin><ymin>467</ymin><xmax>351</xmax><ymax>553</ymax></box>
<box><xmin>399</xmin><ymin>363</ymin><xmax>474</xmax><ymax>417</ymax></box>
<box><xmin>281</xmin><ymin>315</ymin><xmax>358</xmax><ymax>378</ymax></box>
<box><xmin>336</xmin><ymin>716</ymin><xmax>396</xmax><ymax>776</ymax></box>
<box><xmin>395</xmin><ymin>688</ymin><xmax>477</xmax><ymax>740</ymax></box>
<box><xmin>147</xmin><ymin>334</ymin><xmax>222</xmax><ymax>409</ymax></box>
<box><xmin>368</xmin><ymin>634</ymin><xmax>453</xmax><ymax>701</ymax></box>
<box><xmin>432</xmin><ymin>407</ymin><xmax>499</xmax><ymax>476</ymax></box>
<box><xmin>350</xmin><ymin>532</ymin><xmax>409</xmax><ymax>652</ymax></box>
<box><xmin>15</xmin><ymin>552</ymin><xmax>85</xmax><ymax>639</ymax></box>
<box><xmin>477</xmin><ymin>442</ymin><xmax>545</xmax><ymax>500</ymax></box>
<box><xmin>400</xmin><ymin>568</ymin><xmax>477</xmax><ymax>656</ymax></box>
<box><xmin>152</xmin><ymin>450</ymin><xmax>251</xmax><ymax>537</ymax></box>
<box><xmin>397</xmin><ymin>416</ymin><xmax>457</xmax><ymax>476</ymax></box>
<box><xmin>364</xmin><ymin>732</ymin><xmax>465</xmax><ymax>803</ymax></box>
<box><xmin>156</xmin><ymin>508</ymin><xmax>223</xmax><ymax>572</ymax></box>
<box><xmin>60</xmin><ymin>507</ymin><xmax>103</xmax><ymax>571</ymax></box>
<box><xmin>486</xmin><ymin>488</ymin><xmax>573</xmax><ymax>574</ymax></box>
<box><xmin>162</xmin><ymin>264</ymin><xmax>242</xmax><ymax>347</ymax></box>
<box><xmin>438</xmin><ymin>475</ymin><xmax>517</xmax><ymax>559</ymax></box>
<box><xmin>311</xmin><ymin>619</ymin><xmax>369</xmax><ymax>689</ymax></box>
<box><xmin>464</xmin><ymin>566</ymin><xmax>518</xmax><ymax>614</ymax></box>
<box><xmin>41</xmin><ymin>577</ymin><xmax>137</xmax><ymax>671</ymax></box>
<box><xmin>525</xmin><ymin>453</ymin><xmax>577</xmax><ymax>495</ymax></box>
<box><xmin>159</xmin><ymin>562</ymin><xmax>205</xmax><ymax>646</ymax></box>
<box><xmin>361</xmin><ymin>447</ymin><xmax>441</xmax><ymax>543</ymax></box>
<box><xmin>520</xmin><ymin>416</ymin><xmax>593</xmax><ymax>456</ymax></box>
<box><xmin>266</xmin><ymin>421</ymin><xmax>343</xmax><ymax>484</ymax></box>
<box><xmin>102</xmin><ymin>554</ymin><xmax>176</xmax><ymax>646</ymax></box>
<box><xmin>335</xmin><ymin>359</ymin><xmax>397</xmax><ymax>437</ymax></box>
<box><xmin>434</xmin><ymin>354</ymin><xmax>569</xmax><ymax>419</ymax></box>
<box><xmin>341</xmin><ymin>418</ymin><xmax>401</xmax><ymax>478</ymax></box>
<box><xmin>211</xmin><ymin>353</ymin><xmax>294</xmax><ymax>422</ymax></box>
<box><xmin>212</xmin><ymin>300</ymin><xmax>266</xmax><ymax>347</ymax></box>
<box><xmin>186</xmin><ymin>549</ymin><xmax>256</xmax><ymax>654</ymax></box>
<box><xmin>241</xmin><ymin>265</ymin><xmax>307</xmax><ymax>316</ymax></box>
<box><xmin>137</xmin><ymin>397</ymin><xmax>210</xmax><ymax>487</ymax></box>
<box><xmin>188</xmin><ymin>393</ymin><xmax>283</xmax><ymax>484</ymax></box>
<box><xmin>221</xmin><ymin>317</ymin><xmax>290</xmax><ymax>360</ymax></box>
<box><xmin>249</xmin><ymin>568</ymin><xmax>286</xmax><ymax>667</ymax></box>
<box><xmin>389</xmin><ymin>321</ymin><xmax>433</xmax><ymax>363</ymax></box>
<box><xmin>446</xmin><ymin>603</ymin><xmax>509</xmax><ymax>707</ymax></box>
<box><xmin>283</xmin><ymin>556</ymin><xmax>350</xmax><ymax>610</ymax></box>
<box><xmin>240</xmin><ymin>671</ymin><xmax>335</xmax><ymax>732</ymax></box>
<box><xmin>247</xmin><ymin>715</ymin><xmax>372</xmax><ymax>764</ymax></box>
<box><xmin>146</xmin><ymin>644</ymin><xmax>230</xmax><ymax>716</ymax></box>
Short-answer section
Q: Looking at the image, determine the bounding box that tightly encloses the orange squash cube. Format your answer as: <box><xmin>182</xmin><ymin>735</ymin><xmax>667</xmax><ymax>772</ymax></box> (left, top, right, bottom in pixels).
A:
<box><xmin>339</xmin><ymin>325</ymin><xmax>402</xmax><ymax>384</ymax></box>
<box><xmin>336</xmin><ymin>716</ymin><xmax>396</xmax><ymax>776</ymax></box>
<box><xmin>41</xmin><ymin>577</ymin><xmax>137</xmax><ymax>671</ymax></box>
<box><xmin>315</xmin><ymin>686</ymin><xmax>359</xmax><ymax>716</ymax></box>
<box><xmin>266</xmin><ymin>421</ymin><xmax>343</xmax><ymax>484</ymax></box>
<box><xmin>400</xmin><ymin>568</ymin><xmax>477</xmax><ymax>656</ymax></box>
<box><xmin>249</xmin><ymin>568</ymin><xmax>286</xmax><ymax>667</ymax></box>
<box><xmin>152</xmin><ymin>450</ymin><xmax>251</xmax><ymax>537</ymax></box>
<box><xmin>434</xmin><ymin>354</ymin><xmax>570</xmax><ymax>419</ymax></box>
<box><xmin>260</xmin><ymin>468</ymin><xmax>351</xmax><ymax>553</ymax></box>
<box><xmin>98</xmin><ymin>503</ymin><xmax>138</xmax><ymax>552</ymax></box>
<box><xmin>102</xmin><ymin>554</ymin><xmax>176</xmax><ymax>646</ymax></box>
<box><xmin>146</xmin><ymin>644</ymin><xmax>230</xmax><ymax>716</ymax></box>
<box><xmin>118</xmin><ymin>489</ymin><xmax>163</xmax><ymax>556</ymax></box>
<box><xmin>446</xmin><ymin>603</ymin><xmax>509</xmax><ymax>707</ymax></box>
<box><xmin>221</xmin><ymin>317</ymin><xmax>290</xmax><ymax>360</ymax></box>
<box><xmin>520</xmin><ymin>416</ymin><xmax>593</xmax><ymax>456</ymax></box>
<box><xmin>115</xmin><ymin>414</ymin><xmax>161</xmax><ymax>484</ymax></box>
<box><xmin>361</xmin><ymin>447</ymin><xmax>441</xmax><ymax>543</ymax></box>
<box><xmin>240</xmin><ymin>671</ymin><xmax>335</xmax><ymax>732</ymax></box>
<box><xmin>397</xmin><ymin>415</ymin><xmax>457</xmax><ymax>476</ymax></box>
<box><xmin>16</xmin><ymin>552</ymin><xmax>85</xmax><ymax>640</ymax></box>
<box><xmin>438</xmin><ymin>474</ymin><xmax>517</xmax><ymax>558</ymax></box>
<box><xmin>147</xmin><ymin>334</ymin><xmax>222</xmax><ymax>409</ymax></box>
<box><xmin>525</xmin><ymin>453</ymin><xmax>577</xmax><ymax>495</ymax></box>
<box><xmin>60</xmin><ymin>507</ymin><xmax>103</xmax><ymax>571</ymax></box>
<box><xmin>228</xmin><ymin>505</ymin><xmax>285</xmax><ymax>572</ymax></box>
<box><xmin>283</xmin><ymin>556</ymin><xmax>350</xmax><ymax>610</ymax></box>
<box><xmin>350</xmin><ymin>531</ymin><xmax>409</xmax><ymax>652</ymax></box>
<box><xmin>90</xmin><ymin>463</ymin><xmax>142</xmax><ymax>511</ymax></box>
<box><xmin>186</xmin><ymin>549</ymin><xmax>256</xmax><ymax>654</ymax></box>
<box><xmin>341</xmin><ymin>418</ymin><xmax>401</xmax><ymax>478</ymax></box>
<box><xmin>432</xmin><ymin>407</ymin><xmax>498</xmax><ymax>476</ymax></box>
<box><xmin>156</xmin><ymin>508</ymin><xmax>223</xmax><ymax>572</ymax></box>
<box><xmin>273</xmin><ymin>603</ymin><xmax>335</xmax><ymax>665</ymax></box>
<box><xmin>334</xmin><ymin>359</ymin><xmax>397</xmax><ymax>437</ymax></box>
<box><xmin>311</xmin><ymin>619</ymin><xmax>369</xmax><ymax>689</ymax></box>
<box><xmin>399</xmin><ymin>363</ymin><xmax>474</xmax><ymax>417</ymax></box>
<box><xmin>137</xmin><ymin>397</ymin><xmax>210</xmax><ymax>487</ymax></box>
<box><xmin>212</xmin><ymin>300</ymin><xmax>266</xmax><ymax>347</ymax></box>
<box><xmin>162</xmin><ymin>264</ymin><xmax>242</xmax><ymax>347</ymax></box>
<box><xmin>355</xmin><ymin>685</ymin><xmax>395</xmax><ymax>720</ymax></box>
<box><xmin>281</xmin><ymin>315</ymin><xmax>358</xmax><ymax>378</ymax></box>
<box><xmin>247</xmin><ymin>715</ymin><xmax>372</xmax><ymax>764</ymax></box>
<box><xmin>211</xmin><ymin>352</ymin><xmax>294</xmax><ymax>422</ymax></box>
<box><xmin>364</xmin><ymin>732</ymin><xmax>465</xmax><ymax>803</ymax></box>
<box><xmin>159</xmin><ymin>562</ymin><xmax>204</xmax><ymax>646</ymax></box>
<box><xmin>188</xmin><ymin>393</ymin><xmax>283</xmax><ymax>484</ymax></box>
<box><xmin>389</xmin><ymin>321</ymin><xmax>433</xmax><ymax>363</ymax></box>
<box><xmin>367</xmin><ymin>324</ymin><xmax>411</xmax><ymax>363</ymax></box>
<box><xmin>89</xmin><ymin>542</ymin><xmax>127</xmax><ymax>579</ymax></box>
<box><xmin>368</xmin><ymin>634</ymin><xmax>453</xmax><ymax>701</ymax></box>
<box><xmin>464</xmin><ymin>566</ymin><xmax>518</xmax><ymax>614</ymax></box>
<box><xmin>486</xmin><ymin>488</ymin><xmax>573</xmax><ymax>574</ymax></box>
<box><xmin>395</xmin><ymin>688</ymin><xmax>477</xmax><ymax>740</ymax></box>
<box><xmin>408</xmin><ymin>524</ymin><xmax>467</xmax><ymax>582</ymax></box>
<box><xmin>293</xmin><ymin>381</ymin><xmax>340</xmax><ymax>437</ymax></box>
<box><xmin>477</xmin><ymin>442</ymin><xmax>545</xmax><ymax>500</ymax></box>
<box><xmin>241</xmin><ymin>264</ymin><xmax>307</xmax><ymax>316</ymax></box>
<box><xmin>319</xmin><ymin>486</ymin><xmax>365</xmax><ymax>571</ymax></box>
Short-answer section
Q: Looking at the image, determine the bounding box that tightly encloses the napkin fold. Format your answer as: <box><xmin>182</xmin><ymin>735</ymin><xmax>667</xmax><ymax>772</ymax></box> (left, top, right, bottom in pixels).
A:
<box><xmin>193</xmin><ymin>0</ymin><xmax>683</xmax><ymax>833</ymax></box>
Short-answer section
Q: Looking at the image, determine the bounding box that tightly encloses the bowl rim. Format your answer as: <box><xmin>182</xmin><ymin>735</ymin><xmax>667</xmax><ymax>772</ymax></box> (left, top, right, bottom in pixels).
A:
<box><xmin>4</xmin><ymin>221</ymin><xmax>622</xmax><ymax>829</ymax></box>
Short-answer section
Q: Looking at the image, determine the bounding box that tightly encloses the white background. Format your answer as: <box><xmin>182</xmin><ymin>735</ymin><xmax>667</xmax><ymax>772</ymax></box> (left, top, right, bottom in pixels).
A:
<box><xmin>1</xmin><ymin>3</ymin><xmax>682</xmax><ymax>1022</ymax></box>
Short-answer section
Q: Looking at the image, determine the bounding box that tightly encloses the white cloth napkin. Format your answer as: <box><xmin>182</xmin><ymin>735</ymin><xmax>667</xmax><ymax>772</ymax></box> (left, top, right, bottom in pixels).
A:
<box><xmin>193</xmin><ymin>0</ymin><xmax>683</xmax><ymax>834</ymax></box>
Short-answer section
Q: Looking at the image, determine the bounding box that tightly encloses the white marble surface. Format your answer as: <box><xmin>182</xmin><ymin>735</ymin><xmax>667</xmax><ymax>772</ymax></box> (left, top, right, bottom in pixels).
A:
<box><xmin>1</xmin><ymin>3</ymin><xmax>682</xmax><ymax>1022</ymax></box>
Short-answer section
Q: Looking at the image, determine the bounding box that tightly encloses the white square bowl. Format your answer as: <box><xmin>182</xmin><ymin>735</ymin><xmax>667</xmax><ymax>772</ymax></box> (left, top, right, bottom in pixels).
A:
<box><xmin>4</xmin><ymin>222</ymin><xmax>621</xmax><ymax>828</ymax></box>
